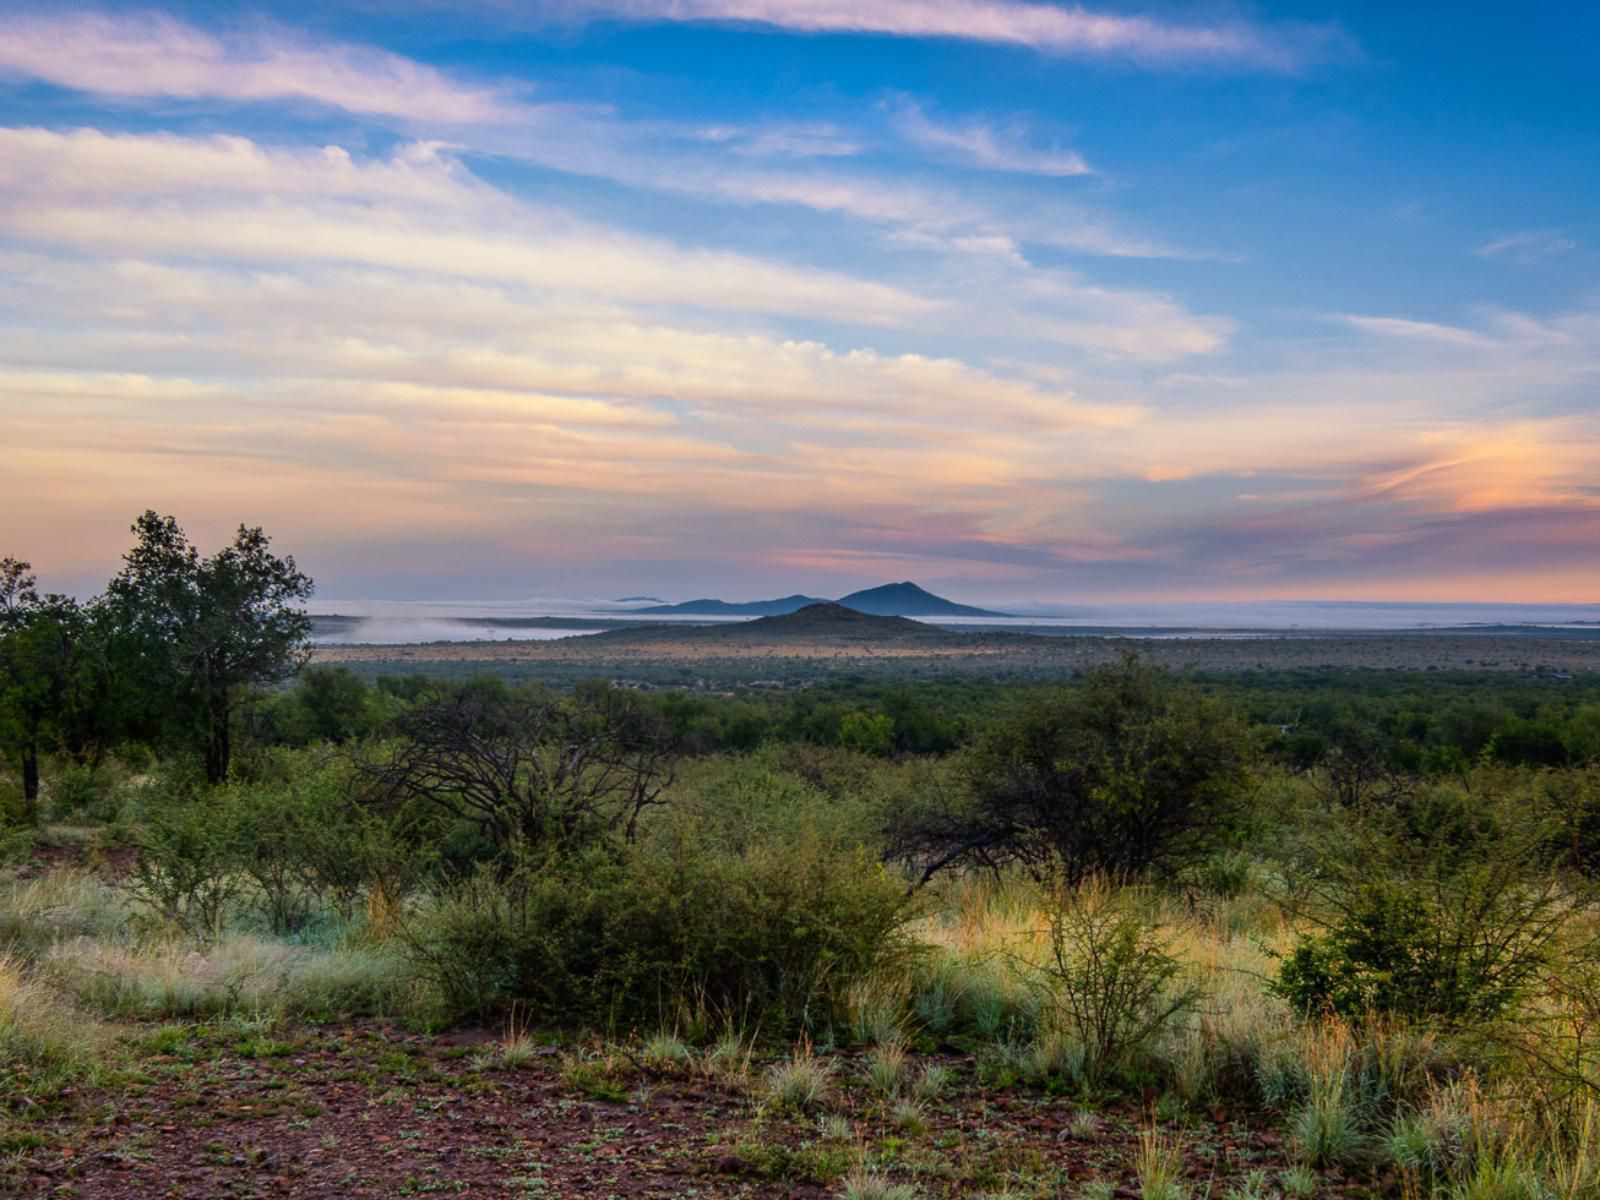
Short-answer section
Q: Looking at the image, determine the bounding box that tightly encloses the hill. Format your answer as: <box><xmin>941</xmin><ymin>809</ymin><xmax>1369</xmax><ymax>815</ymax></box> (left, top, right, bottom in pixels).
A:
<box><xmin>836</xmin><ymin>581</ymin><xmax>1009</xmax><ymax>617</ymax></box>
<box><xmin>742</xmin><ymin>602</ymin><xmax>949</xmax><ymax>638</ymax></box>
<box><xmin>634</xmin><ymin>593</ymin><xmax>828</xmax><ymax>616</ymax></box>
<box><xmin>596</xmin><ymin>602</ymin><xmax>951</xmax><ymax>645</ymax></box>
<box><xmin>635</xmin><ymin>582</ymin><xmax>1007</xmax><ymax>618</ymax></box>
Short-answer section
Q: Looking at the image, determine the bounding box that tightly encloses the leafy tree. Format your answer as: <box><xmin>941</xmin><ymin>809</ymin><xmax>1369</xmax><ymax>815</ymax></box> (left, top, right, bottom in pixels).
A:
<box><xmin>897</xmin><ymin>654</ymin><xmax>1254</xmax><ymax>885</ymax></box>
<box><xmin>105</xmin><ymin>513</ymin><xmax>313</xmax><ymax>784</ymax></box>
<box><xmin>0</xmin><ymin>560</ymin><xmax>112</xmax><ymax>811</ymax></box>
<box><xmin>839</xmin><ymin>710</ymin><xmax>895</xmax><ymax>757</ymax></box>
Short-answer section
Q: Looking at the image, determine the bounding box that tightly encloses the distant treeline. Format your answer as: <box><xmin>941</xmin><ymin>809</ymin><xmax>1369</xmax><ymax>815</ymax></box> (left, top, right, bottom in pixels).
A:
<box><xmin>244</xmin><ymin>662</ymin><xmax>1600</xmax><ymax>773</ymax></box>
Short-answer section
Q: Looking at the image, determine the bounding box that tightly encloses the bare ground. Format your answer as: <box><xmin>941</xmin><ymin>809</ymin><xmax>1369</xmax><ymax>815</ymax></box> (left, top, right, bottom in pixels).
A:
<box><xmin>10</xmin><ymin>1023</ymin><xmax>1311</xmax><ymax>1199</ymax></box>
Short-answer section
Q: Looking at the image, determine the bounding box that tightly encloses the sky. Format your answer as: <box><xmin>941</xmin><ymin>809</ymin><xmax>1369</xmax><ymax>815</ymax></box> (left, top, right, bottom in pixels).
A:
<box><xmin>1</xmin><ymin>1</ymin><xmax>1597</xmax><ymax>606</ymax></box>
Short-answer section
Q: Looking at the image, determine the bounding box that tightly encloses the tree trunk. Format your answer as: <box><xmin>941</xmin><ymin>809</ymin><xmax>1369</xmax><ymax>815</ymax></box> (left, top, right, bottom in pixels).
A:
<box><xmin>21</xmin><ymin>743</ymin><xmax>39</xmax><ymax>818</ymax></box>
<box><xmin>205</xmin><ymin>698</ymin><xmax>231</xmax><ymax>785</ymax></box>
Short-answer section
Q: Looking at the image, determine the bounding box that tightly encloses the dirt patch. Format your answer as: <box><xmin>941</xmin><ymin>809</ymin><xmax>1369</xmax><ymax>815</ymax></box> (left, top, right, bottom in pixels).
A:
<box><xmin>10</xmin><ymin>1023</ymin><xmax>1310</xmax><ymax>1199</ymax></box>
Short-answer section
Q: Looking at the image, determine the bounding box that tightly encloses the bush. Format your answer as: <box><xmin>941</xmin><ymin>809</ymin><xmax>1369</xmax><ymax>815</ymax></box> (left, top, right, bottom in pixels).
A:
<box><xmin>0</xmin><ymin>775</ymin><xmax>32</xmax><ymax>863</ymax></box>
<box><xmin>409</xmin><ymin>822</ymin><xmax>914</xmax><ymax>1031</ymax></box>
<box><xmin>129</xmin><ymin>788</ymin><xmax>245</xmax><ymax>937</ymax></box>
<box><xmin>1035</xmin><ymin>879</ymin><xmax>1200</xmax><ymax>1089</ymax></box>
<box><xmin>901</xmin><ymin>655</ymin><xmax>1255</xmax><ymax>885</ymax></box>
<box><xmin>1276</xmin><ymin>787</ymin><xmax>1580</xmax><ymax>1024</ymax></box>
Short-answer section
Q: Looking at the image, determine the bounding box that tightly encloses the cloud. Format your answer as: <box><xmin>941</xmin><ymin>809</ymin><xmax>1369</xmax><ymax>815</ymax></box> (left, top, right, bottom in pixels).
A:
<box><xmin>0</xmin><ymin>127</ymin><xmax>933</xmax><ymax>326</ymax></box>
<box><xmin>1338</xmin><ymin>314</ymin><xmax>1494</xmax><ymax>348</ymax></box>
<box><xmin>0</xmin><ymin>13</ymin><xmax>1198</xmax><ymax>269</ymax></box>
<box><xmin>891</xmin><ymin>100</ymin><xmax>1090</xmax><ymax>176</ymax></box>
<box><xmin>716</xmin><ymin>123</ymin><xmax>863</xmax><ymax>158</ymax></box>
<box><xmin>551</xmin><ymin>0</ymin><xmax>1343</xmax><ymax>70</ymax></box>
<box><xmin>0</xmin><ymin>127</ymin><xmax>1229</xmax><ymax>357</ymax></box>
<box><xmin>1476</xmin><ymin>230</ymin><xmax>1579</xmax><ymax>266</ymax></box>
<box><xmin>0</xmin><ymin>10</ymin><xmax>517</xmax><ymax>121</ymax></box>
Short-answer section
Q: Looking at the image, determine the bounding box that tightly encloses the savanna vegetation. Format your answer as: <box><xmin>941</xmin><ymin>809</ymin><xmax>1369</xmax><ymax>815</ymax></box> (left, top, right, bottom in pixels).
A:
<box><xmin>7</xmin><ymin>517</ymin><xmax>1600</xmax><ymax>1197</ymax></box>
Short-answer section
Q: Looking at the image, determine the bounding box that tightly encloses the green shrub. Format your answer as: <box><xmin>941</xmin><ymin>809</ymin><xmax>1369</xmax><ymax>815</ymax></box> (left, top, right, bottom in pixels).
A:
<box><xmin>129</xmin><ymin>789</ymin><xmax>245</xmax><ymax>937</ymax></box>
<box><xmin>1276</xmin><ymin>784</ymin><xmax>1581</xmax><ymax>1024</ymax></box>
<box><xmin>1035</xmin><ymin>880</ymin><xmax>1200</xmax><ymax>1089</ymax></box>
<box><xmin>905</xmin><ymin>654</ymin><xmax>1255</xmax><ymax>885</ymax></box>
<box><xmin>48</xmin><ymin>762</ymin><xmax>117</xmax><ymax>821</ymax></box>
<box><xmin>0</xmin><ymin>776</ymin><xmax>32</xmax><ymax>863</ymax></box>
<box><xmin>409</xmin><ymin>823</ymin><xmax>913</xmax><ymax>1031</ymax></box>
<box><xmin>1276</xmin><ymin>864</ymin><xmax>1571</xmax><ymax>1025</ymax></box>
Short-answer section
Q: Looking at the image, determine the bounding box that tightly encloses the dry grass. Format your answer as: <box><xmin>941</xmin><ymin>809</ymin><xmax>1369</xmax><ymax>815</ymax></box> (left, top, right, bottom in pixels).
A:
<box><xmin>43</xmin><ymin>932</ymin><xmax>412</xmax><ymax>1020</ymax></box>
<box><xmin>0</xmin><ymin>868</ymin><xmax>130</xmax><ymax>953</ymax></box>
<box><xmin>0</xmin><ymin>952</ymin><xmax>106</xmax><ymax>1079</ymax></box>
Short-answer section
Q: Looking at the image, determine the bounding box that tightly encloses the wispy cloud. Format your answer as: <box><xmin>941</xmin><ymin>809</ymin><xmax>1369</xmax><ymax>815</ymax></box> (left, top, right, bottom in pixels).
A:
<box><xmin>0</xmin><ymin>10</ymin><xmax>518</xmax><ymax>121</ymax></box>
<box><xmin>890</xmin><ymin>99</ymin><xmax>1090</xmax><ymax>176</ymax></box>
<box><xmin>551</xmin><ymin>0</ymin><xmax>1344</xmax><ymax>70</ymax></box>
<box><xmin>1337</xmin><ymin>314</ymin><xmax>1494</xmax><ymax>348</ymax></box>
<box><xmin>708</xmin><ymin>122</ymin><xmax>864</xmax><ymax>158</ymax></box>
<box><xmin>1476</xmin><ymin>230</ymin><xmax>1578</xmax><ymax>266</ymax></box>
<box><xmin>0</xmin><ymin>128</ymin><xmax>933</xmax><ymax>326</ymax></box>
<box><xmin>0</xmin><ymin>12</ymin><xmax>1198</xmax><ymax>267</ymax></box>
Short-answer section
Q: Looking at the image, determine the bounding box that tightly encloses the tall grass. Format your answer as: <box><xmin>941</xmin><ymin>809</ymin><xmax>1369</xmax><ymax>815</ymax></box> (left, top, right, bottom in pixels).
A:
<box><xmin>0</xmin><ymin>869</ymin><xmax>130</xmax><ymax>954</ymax></box>
<box><xmin>43</xmin><ymin>933</ymin><xmax>413</xmax><ymax>1020</ymax></box>
<box><xmin>0</xmin><ymin>953</ymin><xmax>106</xmax><ymax>1080</ymax></box>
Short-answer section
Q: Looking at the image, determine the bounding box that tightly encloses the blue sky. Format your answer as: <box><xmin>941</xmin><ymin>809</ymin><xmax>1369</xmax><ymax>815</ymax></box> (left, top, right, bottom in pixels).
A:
<box><xmin>1</xmin><ymin>1</ymin><xmax>1596</xmax><ymax>604</ymax></box>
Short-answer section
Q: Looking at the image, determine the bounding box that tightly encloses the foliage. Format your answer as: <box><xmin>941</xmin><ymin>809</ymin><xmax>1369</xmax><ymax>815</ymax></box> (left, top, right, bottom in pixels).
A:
<box><xmin>899</xmin><ymin>655</ymin><xmax>1255</xmax><ymax>884</ymax></box>
<box><xmin>358</xmin><ymin>681</ymin><xmax>675</xmax><ymax>866</ymax></box>
<box><xmin>408</xmin><ymin>821</ymin><xmax>913</xmax><ymax>1030</ymax></box>
<box><xmin>105</xmin><ymin>512</ymin><xmax>313</xmax><ymax>784</ymax></box>
<box><xmin>1034</xmin><ymin>878</ymin><xmax>1199</xmax><ymax>1088</ymax></box>
<box><xmin>0</xmin><ymin>559</ymin><xmax>116</xmax><ymax>809</ymax></box>
<box><xmin>1275</xmin><ymin>785</ymin><xmax>1587</xmax><ymax>1023</ymax></box>
<box><xmin>129</xmin><ymin>783</ymin><xmax>247</xmax><ymax>938</ymax></box>
<box><xmin>128</xmin><ymin>753</ymin><xmax>390</xmax><ymax>935</ymax></box>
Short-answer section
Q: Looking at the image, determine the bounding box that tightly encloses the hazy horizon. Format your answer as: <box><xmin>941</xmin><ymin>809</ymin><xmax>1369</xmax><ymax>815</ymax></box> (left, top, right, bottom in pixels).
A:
<box><xmin>2</xmin><ymin>3</ymin><xmax>1597</xmax><ymax>600</ymax></box>
<box><xmin>304</xmin><ymin>595</ymin><xmax>1600</xmax><ymax>646</ymax></box>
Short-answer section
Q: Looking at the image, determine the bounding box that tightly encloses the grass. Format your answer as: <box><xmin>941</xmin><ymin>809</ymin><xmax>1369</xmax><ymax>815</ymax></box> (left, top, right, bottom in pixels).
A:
<box><xmin>43</xmin><ymin>932</ymin><xmax>412</xmax><ymax>1020</ymax></box>
<box><xmin>641</xmin><ymin>1031</ymin><xmax>693</xmax><ymax>1071</ymax></box>
<box><xmin>0</xmin><ymin>953</ymin><xmax>105</xmax><ymax>1080</ymax></box>
<box><xmin>0</xmin><ymin>869</ymin><xmax>129</xmax><ymax>954</ymax></box>
<box><xmin>838</xmin><ymin>1168</ymin><xmax>921</xmax><ymax>1200</ymax></box>
<box><xmin>1136</xmin><ymin>1123</ymin><xmax>1187</xmax><ymax>1200</ymax></box>
<box><xmin>764</xmin><ymin>1044</ymin><xmax>835</xmax><ymax>1111</ymax></box>
<box><xmin>1289</xmin><ymin>1029</ymin><xmax>1366</xmax><ymax>1170</ymax></box>
<box><xmin>9</xmin><ymin>855</ymin><xmax>1600</xmax><ymax>1200</ymax></box>
<box><xmin>866</xmin><ymin>1039</ymin><xmax>909</xmax><ymax>1097</ymax></box>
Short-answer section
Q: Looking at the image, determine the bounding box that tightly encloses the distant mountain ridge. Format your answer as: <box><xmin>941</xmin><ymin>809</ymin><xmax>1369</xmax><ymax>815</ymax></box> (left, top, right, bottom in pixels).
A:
<box><xmin>835</xmin><ymin>581</ymin><xmax>1006</xmax><ymax>617</ymax></box>
<box><xmin>635</xmin><ymin>581</ymin><xmax>1008</xmax><ymax>618</ymax></box>
<box><xmin>634</xmin><ymin>593</ymin><xmax>829</xmax><ymax>616</ymax></box>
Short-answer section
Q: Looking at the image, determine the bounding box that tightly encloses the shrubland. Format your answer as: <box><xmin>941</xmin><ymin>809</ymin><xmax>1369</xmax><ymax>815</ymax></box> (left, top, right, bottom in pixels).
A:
<box><xmin>7</xmin><ymin>520</ymin><xmax>1600</xmax><ymax>1193</ymax></box>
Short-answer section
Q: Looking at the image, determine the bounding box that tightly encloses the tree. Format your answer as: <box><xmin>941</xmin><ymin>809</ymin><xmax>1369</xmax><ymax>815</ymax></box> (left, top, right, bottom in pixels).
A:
<box><xmin>896</xmin><ymin>654</ymin><xmax>1255</xmax><ymax>885</ymax></box>
<box><xmin>358</xmin><ymin>683</ymin><xmax>675</xmax><ymax>867</ymax></box>
<box><xmin>0</xmin><ymin>560</ymin><xmax>109</xmax><ymax>811</ymax></box>
<box><xmin>106</xmin><ymin>513</ymin><xmax>313</xmax><ymax>785</ymax></box>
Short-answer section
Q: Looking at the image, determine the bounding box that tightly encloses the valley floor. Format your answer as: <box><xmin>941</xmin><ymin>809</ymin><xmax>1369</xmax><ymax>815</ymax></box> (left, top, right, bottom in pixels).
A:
<box><xmin>312</xmin><ymin>630</ymin><xmax>1600</xmax><ymax>679</ymax></box>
